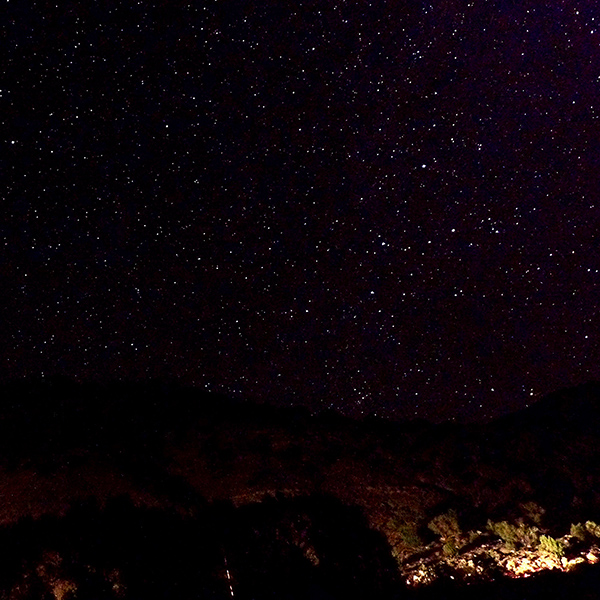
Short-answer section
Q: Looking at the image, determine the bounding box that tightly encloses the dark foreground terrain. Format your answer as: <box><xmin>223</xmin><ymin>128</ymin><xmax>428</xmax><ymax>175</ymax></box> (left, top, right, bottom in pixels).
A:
<box><xmin>0</xmin><ymin>494</ymin><xmax>401</xmax><ymax>599</ymax></box>
<box><xmin>4</xmin><ymin>494</ymin><xmax>600</xmax><ymax>600</ymax></box>
<box><xmin>4</xmin><ymin>496</ymin><xmax>600</xmax><ymax>600</ymax></box>
<box><xmin>1</xmin><ymin>377</ymin><xmax>600</xmax><ymax>597</ymax></box>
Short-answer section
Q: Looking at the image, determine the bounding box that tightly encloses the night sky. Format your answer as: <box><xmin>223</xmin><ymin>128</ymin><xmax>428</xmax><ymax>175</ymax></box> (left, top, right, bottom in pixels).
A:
<box><xmin>3</xmin><ymin>0</ymin><xmax>600</xmax><ymax>422</ymax></box>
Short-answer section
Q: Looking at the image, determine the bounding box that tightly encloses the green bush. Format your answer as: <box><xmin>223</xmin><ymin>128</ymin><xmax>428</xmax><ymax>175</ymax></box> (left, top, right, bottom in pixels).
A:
<box><xmin>428</xmin><ymin>510</ymin><xmax>461</xmax><ymax>541</ymax></box>
<box><xmin>517</xmin><ymin>524</ymin><xmax>540</xmax><ymax>548</ymax></box>
<box><xmin>487</xmin><ymin>520</ymin><xmax>539</xmax><ymax>549</ymax></box>
<box><xmin>520</xmin><ymin>501</ymin><xmax>545</xmax><ymax>526</ymax></box>
<box><xmin>571</xmin><ymin>522</ymin><xmax>587</xmax><ymax>541</ymax></box>
<box><xmin>539</xmin><ymin>535</ymin><xmax>565</xmax><ymax>558</ymax></box>
<box><xmin>487</xmin><ymin>521</ymin><xmax>518</xmax><ymax>550</ymax></box>
<box><xmin>442</xmin><ymin>540</ymin><xmax>459</xmax><ymax>557</ymax></box>
<box><xmin>586</xmin><ymin>521</ymin><xmax>600</xmax><ymax>538</ymax></box>
<box><xmin>387</xmin><ymin>502</ymin><xmax>427</xmax><ymax>549</ymax></box>
<box><xmin>395</xmin><ymin>522</ymin><xmax>424</xmax><ymax>548</ymax></box>
<box><xmin>487</xmin><ymin>520</ymin><xmax>515</xmax><ymax>542</ymax></box>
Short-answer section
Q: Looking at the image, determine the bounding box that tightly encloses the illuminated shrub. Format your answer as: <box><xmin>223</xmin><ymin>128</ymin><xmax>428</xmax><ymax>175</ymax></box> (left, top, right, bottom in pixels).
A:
<box><xmin>520</xmin><ymin>501</ymin><xmax>545</xmax><ymax>526</ymax></box>
<box><xmin>442</xmin><ymin>540</ymin><xmax>459</xmax><ymax>557</ymax></box>
<box><xmin>388</xmin><ymin>505</ymin><xmax>426</xmax><ymax>549</ymax></box>
<box><xmin>538</xmin><ymin>534</ymin><xmax>565</xmax><ymax>558</ymax></box>
<box><xmin>571</xmin><ymin>522</ymin><xmax>587</xmax><ymax>541</ymax></box>
<box><xmin>517</xmin><ymin>524</ymin><xmax>541</xmax><ymax>548</ymax></box>
<box><xmin>585</xmin><ymin>521</ymin><xmax>600</xmax><ymax>538</ymax></box>
<box><xmin>487</xmin><ymin>521</ymin><xmax>517</xmax><ymax>550</ymax></box>
<box><xmin>428</xmin><ymin>510</ymin><xmax>461</xmax><ymax>541</ymax></box>
<box><xmin>487</xmin><ymin>520</ymin><xmax>539</xmax><ymax>549</ymax></box>
<box><xmin>395</xmin><ymin>522</ymin><xmax>424</xmax><ymax>548</ymax></box>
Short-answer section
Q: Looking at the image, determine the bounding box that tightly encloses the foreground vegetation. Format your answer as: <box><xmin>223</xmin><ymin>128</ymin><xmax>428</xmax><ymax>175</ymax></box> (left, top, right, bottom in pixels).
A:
<box><xmin>397</xmin><ymin>505</ymin><xmax>600</xmax><ymax>587</ymax></box>
<box><xmin>4</xmin><ymin>494</ymin><xmax>600</xmax><ymax>599</ymax></box>
<box><xmin>0</xmin><ymin>494</ymin><xmax>402</xmax><ymax>600</ymax></box>
<box><xmin>2</xmin><ymin>378</ymin><xmax>600</xmax><ymax>596</ymax></box>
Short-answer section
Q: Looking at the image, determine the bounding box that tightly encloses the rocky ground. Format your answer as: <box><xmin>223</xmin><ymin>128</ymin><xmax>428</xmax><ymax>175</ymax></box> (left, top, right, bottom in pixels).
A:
<box><xmin>401</xmin><ymin>534</ymin><xmax>600</xmax><ymax>588</ymax></box>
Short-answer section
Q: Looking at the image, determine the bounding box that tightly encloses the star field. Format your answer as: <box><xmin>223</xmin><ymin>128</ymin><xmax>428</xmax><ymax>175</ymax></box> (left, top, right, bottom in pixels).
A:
<box><xmin>3</xmin><ymin>0</ymin><xmax>600</xmax><ymax>422</ymax></box>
